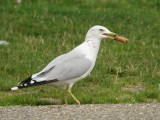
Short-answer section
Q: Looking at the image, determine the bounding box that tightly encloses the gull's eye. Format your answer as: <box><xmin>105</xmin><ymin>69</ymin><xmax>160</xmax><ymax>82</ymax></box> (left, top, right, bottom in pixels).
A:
<box><xmin>99</xmin><ymin>29</ymin><xmax>104</xmax><ymax>32</ymax></box>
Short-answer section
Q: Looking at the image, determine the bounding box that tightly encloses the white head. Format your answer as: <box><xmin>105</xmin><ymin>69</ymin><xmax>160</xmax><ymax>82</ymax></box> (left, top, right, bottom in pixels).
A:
<box><xmin>86</xmin><ymin>25</ymin><xmax>115</xmax><ymax>40</ymax></box>
<box><xmin>85</xmin><ymin>25</ymin><xmax>128</xmax><ymax>43</ymax></box>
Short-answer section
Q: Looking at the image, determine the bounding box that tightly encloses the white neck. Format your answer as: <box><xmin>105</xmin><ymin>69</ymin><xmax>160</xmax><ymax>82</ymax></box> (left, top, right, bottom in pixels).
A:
<box><xmin>84</xmin><ymin>36</ymin><xmax>101</xmax><ymax>60</ymax></box>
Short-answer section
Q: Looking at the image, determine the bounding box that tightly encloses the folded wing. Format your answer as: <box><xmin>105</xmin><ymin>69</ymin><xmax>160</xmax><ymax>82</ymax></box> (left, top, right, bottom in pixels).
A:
<box><xmin>34</xmin><ymin>58</ymin><xmax>91</xmax><ymax>82</ymax></box>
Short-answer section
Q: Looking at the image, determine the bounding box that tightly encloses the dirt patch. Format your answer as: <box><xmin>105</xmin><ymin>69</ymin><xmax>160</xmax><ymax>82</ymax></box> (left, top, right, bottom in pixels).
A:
<box><xmin>123</xmin><ymin>84</ymin><xmax>145</xmax><ymax>92</ymax></box>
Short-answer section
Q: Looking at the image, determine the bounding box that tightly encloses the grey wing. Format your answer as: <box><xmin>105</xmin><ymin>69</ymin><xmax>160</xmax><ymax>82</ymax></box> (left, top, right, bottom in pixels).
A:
<box><xmin>34</xmin><ymin>58</ymin><xmax>92</xmax><ymax>81</ymax></box>
<box><xmin>32</xmin><ymin>52</ymin><xmax>85</xmax><ymax>78</ymax></box>
<box><xmin>31</xmin><ymin>53</ymin><xmax>68</xmax><ymax>78</ymax></box>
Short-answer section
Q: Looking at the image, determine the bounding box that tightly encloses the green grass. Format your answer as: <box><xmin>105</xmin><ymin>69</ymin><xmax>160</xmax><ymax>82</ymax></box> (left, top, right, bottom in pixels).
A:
<box><xmin>0</xmin><ymin>0</ymin><xmax>160</xmax><ymax>106</ymax></box>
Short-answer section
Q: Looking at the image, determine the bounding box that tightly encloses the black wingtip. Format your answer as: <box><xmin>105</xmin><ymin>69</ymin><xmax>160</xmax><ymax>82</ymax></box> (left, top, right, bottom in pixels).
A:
<box><xmin>16</xmin><ymin>76</ymin><xmax>33</xmax><ymax>89</ymax></box>
<box><xmin>17</xmin><ymin>76</ymin><xmax>59</xmax><ymax>89</ymax></box>
<box><xmin>19</xmin><ymin>76</ymin><xmax>32</xmax><ymax>85</ymax></box>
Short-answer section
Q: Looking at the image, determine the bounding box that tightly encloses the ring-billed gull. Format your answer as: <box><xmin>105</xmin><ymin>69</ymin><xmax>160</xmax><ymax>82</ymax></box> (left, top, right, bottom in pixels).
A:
<box><xmin>11</xmin><ymin>25</ymin><xmax>128</xmax><ymax>105</ymax></box>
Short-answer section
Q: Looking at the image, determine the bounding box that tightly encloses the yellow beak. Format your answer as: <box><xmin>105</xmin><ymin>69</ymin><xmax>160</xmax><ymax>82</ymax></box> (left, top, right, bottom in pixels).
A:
<box><xmin>103</xmin><ymin>32</ymin><xmax>129</xmax><ymax>43</ymax></box>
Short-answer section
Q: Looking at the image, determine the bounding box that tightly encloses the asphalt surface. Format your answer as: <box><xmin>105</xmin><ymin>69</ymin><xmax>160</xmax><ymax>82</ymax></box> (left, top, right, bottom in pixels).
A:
<box><xmin>0</xmin><ymin>104</ymin><xmax>160</xmax><ymax>120</ymax></box>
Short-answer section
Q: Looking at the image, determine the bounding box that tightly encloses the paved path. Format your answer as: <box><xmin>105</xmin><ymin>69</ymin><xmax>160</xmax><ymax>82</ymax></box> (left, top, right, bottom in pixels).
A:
<box><xmin>0</xmin><ymin>104</ymin><xmax>160</xmax><ymax>120</ymax></box>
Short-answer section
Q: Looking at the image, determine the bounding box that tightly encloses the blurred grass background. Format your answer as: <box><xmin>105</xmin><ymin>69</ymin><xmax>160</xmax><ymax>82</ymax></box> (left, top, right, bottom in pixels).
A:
<box><xmin>0</xmin><ymin>0</ymin><xmax>160</xmax><ymax>105</ymax></box>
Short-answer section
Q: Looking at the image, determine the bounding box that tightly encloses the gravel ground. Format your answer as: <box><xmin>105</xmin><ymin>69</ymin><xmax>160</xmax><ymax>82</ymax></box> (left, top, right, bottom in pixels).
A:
<box><xmin>0</xmin><ymin>104</ymin><xmax>160</xmax><ymax>120</ymax></box>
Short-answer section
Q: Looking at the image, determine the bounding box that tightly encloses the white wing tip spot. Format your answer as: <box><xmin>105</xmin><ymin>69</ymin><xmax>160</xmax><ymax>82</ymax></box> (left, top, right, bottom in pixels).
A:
<box><xmin>11</xmin><ymin>87</ymin><xmax>18</xmax><ymax>90</ymax></box>
<box><xmin>30</xmin><ymin>81</ymin><xmax>35</xmax><ymax>84</ymax></box>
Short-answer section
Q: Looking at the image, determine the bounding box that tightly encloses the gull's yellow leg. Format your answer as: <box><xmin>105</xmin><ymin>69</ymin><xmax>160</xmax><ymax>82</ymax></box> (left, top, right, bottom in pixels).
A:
<box><xmin>68</xmin><ymin>87</ymin><xmax>80</xmax><ymax>105</ymax></box>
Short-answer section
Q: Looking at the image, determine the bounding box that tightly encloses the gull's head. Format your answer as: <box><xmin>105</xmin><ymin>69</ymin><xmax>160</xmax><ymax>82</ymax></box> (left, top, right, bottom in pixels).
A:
<box><xmin>86</xmin><ymin>25</ymin><xmax>128</xmax><ymax>43</ymax></box>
